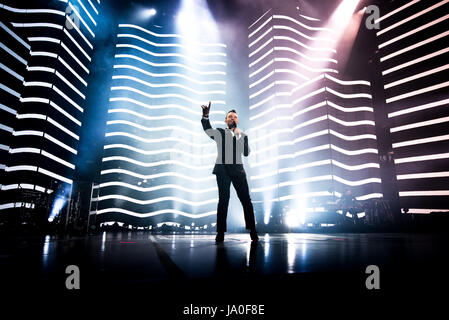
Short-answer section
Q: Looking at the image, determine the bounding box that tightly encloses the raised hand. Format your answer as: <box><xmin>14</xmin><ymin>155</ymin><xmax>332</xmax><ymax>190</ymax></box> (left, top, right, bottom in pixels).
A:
<box><xmin>201</xmin><ymin>101</ymin><xmax>211</xmax><ymax>117</ymax></box>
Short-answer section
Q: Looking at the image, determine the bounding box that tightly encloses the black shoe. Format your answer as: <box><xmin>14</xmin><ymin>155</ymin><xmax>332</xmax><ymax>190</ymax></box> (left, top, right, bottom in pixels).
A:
<box><xmin>215</xmin><ymin>232</ymin><xmax>224</xmax><ymax>243</ymax></box>
<box><xmin>250</xmin><ymin>230</ymin><xmax>259</xmax><ymax>242</ymax></box>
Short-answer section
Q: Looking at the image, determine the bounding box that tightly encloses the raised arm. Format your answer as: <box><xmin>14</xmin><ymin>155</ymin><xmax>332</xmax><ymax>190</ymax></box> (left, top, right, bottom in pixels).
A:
<box><xmin>201</xmin><ymin>102</ymin><xmax>220</xmax><ymax>140</ymax></box>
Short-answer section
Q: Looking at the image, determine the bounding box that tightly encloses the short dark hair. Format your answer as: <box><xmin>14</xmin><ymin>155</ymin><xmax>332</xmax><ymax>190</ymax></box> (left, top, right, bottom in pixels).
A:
<box><xmin>226</xmin><ymin>109</ymin><xmax>237</xmax><ymax>117</ymax></box>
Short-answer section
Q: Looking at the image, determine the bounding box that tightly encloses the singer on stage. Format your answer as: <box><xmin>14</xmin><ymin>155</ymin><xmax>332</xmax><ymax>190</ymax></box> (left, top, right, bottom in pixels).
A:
<box><xmin>200</xmin><ymin>102</ymin><xmax>258</xmax><ymax>243</ymax></box>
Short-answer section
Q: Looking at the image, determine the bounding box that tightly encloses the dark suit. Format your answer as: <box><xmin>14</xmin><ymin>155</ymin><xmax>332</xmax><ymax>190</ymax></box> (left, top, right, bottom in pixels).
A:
<box><xmin>201</xmin><ymin>117</ymin><xmax>256</xmax><ymax>233</ymax></box>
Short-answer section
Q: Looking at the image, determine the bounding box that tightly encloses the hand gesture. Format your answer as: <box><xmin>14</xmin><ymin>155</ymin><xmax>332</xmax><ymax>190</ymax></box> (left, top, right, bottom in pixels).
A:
<box><xmin>201</xmin><ymin>101</ymin><xmax>211</xmax><ymax>117</ymax></box>
<box><xmin>233</xmin><ymin>127</ymin><xmax>242</xmax><ymax>139</ymax></box>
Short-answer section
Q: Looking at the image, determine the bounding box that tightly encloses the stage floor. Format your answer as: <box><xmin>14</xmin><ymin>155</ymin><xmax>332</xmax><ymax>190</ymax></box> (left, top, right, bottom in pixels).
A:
<box><xmin>1</xmin><ymin>232</ymin><xmax>448</xmax><ymax>315</ymax></box>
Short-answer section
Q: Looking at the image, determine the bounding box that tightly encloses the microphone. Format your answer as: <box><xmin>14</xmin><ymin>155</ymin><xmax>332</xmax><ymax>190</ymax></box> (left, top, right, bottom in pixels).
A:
<box><xmin>230</xmin><ymin>121</ymin><xmax>237</xmax><ymax>129</ymax></box>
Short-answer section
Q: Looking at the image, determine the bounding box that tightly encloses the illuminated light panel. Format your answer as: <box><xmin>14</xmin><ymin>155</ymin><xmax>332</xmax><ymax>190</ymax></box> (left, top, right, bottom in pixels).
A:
<box><xmin>52</xmin><ymin>85</ymin><xmax>84</xmax><ymax>112</ymax></box>
<box><xmin>60</xmin><ymin>40</ymin><xmax>90</xmax><ymax>72</ymax></box>
<box><xmin>65</xmin><ymin>8</ymin><xmax>94</xmax><ymax>48</ymax></box>
<box><xmin>378</xmin><ymin>13</ymin><xmax>449</xmax><ymax>49</ymax></box>
<box><xmin>102</xmin><ymin>156</ymin><xmax>213</xmax><ymax>170</ymax></box>
<box><xmin>377</xmin><ymin>1</ymin><xmax>449</xmax><ymax>37</ymax></box>
<box><xmin>381</xmin><ymin>33</ymin><xmax>449</xmax><ymax>64</ymax></box>
<box><xmin>106</xmin><ymin>131</ymin><xmax>213</xmax><ymax>148</ymax></box>
<box><xmin>87</xmin><ymin>0</ymin><xmax>99</xmax><ymax>15</ymax></box>
<box><xmin>399</xmin><ymin>191</ymin><xmax>449</xmax><ymax>196</ymax></box>
<box><xmin>397</xmin><ymin>172</ymin><xmax>449</xmax><ymax>180</ymax></box>
<box><xmin>395</xmin><ymin>152</ymin><xmax>449</xmax><ymax>164</ymax></box>
<box><xmin>114</xmin><ymin>65</ymin><xmax>225</xmax><ymax>85</ymax></box>
<box><xmin>392</xmin><ymin>134</ymin><xmax>449</xmax><ymax>148</ymax></box>
<box><xmin>117</xmin><ymin>34</ymin><xmax>226</xmax><ymax>53</ymax></box>
<box><xmin>386</xmin><ymin>81</ymin><xmax>449</xmax><ymax>104</ymax></box>
<box><xmin>111</xmin><ymin>86</ymin><xmax>225</xmax><ymax>105</ymax></box>
<box><xmin>116</xmin><ymin>44</ymin><xmax>226</xmax><ymax>66</ymax></box>
<box><xmin>103</xmin><ymin>145</ymin><xmax>216</xmax><ymax>159</ymax></box>
<box><xmin>55</xmin><ymin>71</ymin><xmax>85</xmax><ymax>98</ymax></box>
<box><xmin>108</xmin><ymin>108</ymin><xmax>223</xmax><ymax>125</ymax></box>
<box><xmin>101</xmin><ymin>168</ymin><xmax>215</xmax><ymax>181</ymax></box>
<box><xmin>58</xmin><ymin>56</ymin><xmax>87</xmax><ymax>86</ymax></box>
<box><xmin>77</xmin><ymin>0</ymin><xmax>97</xmax><ymax>26</ymax></box>
<box><xmin>0</xmin><ymin>21</ymin><xmax>30</xmax><ymax>49</ymax></box>
<box><xmin>114</xmin><ymin>54</ymin><xmax>226</xmax><ymax>75</ymax></box>
<box><xmin>249</xmin><ymin>14</ymin><xmax>272</xmax><ymax>37</ymax></box>
<box><xmin>63</xmin><ymin>28</ymin><xmax>92</xmax><ymax>61</ymax></box>
<box><xmin>273</xmin><ymin>15</ymin><xmax>334</xmax><ymax>32</ymax></box>
<box><xmin>374</xmin><ymin>0</ymin><xmax>420</xmax><ymax>24</ymax></box>
<box><xmin>407</xmin><ymin>208</ymin><xmax>449</xmax><ymax>214</ymax></box>
<box><xmin>98</xmin><ymin>181</ymin><xmax>216</xmax><ymax>193</ymax></box>
<box><xmin>107</xmin><ymin>120</ymin><xmax>205</xmax><ymax>137</ymax></box>
<box><xmin>95</xmin><ymin>208</ymin><xmax>216</xmax><ymax>218</ymax></box>
<box><xmin>391</xmin><ymin>116</ymin><xmax>449</xmax><ymax>133</ymax></box>
<box><xmin>0</xmin><ymin>42</ymin><xmax>27</xmax><ymax>65</ymax></box>
<box><xmin>382</xmin><ymin>46</ymin><xmax>449</xmax><ymax>76</ymax></box>
<box><xmin>388</xmin><ymin>98</ymin><xmax>449</xmax><ymax>118</ymax></box>
<box><xmin>0</xmin><ymin>83</ymin><xmax>20</xmax><ymax>98</ymax></box>
<box><xmin>385</xmin><ymin>64</ymin><xmax>449</xmax><ymax>89</ymax></box>
<box><xmin>98</xmin><ymin>194</ymin><xmax>217</xmax><ymax>206</ymax></box>
<box><xmin>11</xmin><ymin>22</ymin><xmax>63</xmax><ymax>30</ymax></box>
<box><xmin>112</xmin><ymin>75</ymin><xmax>225</xmax><ymax>95</ymax></box>
<box><xmin>118</xmin><ymin>24</ymin><xmax>227</xmax><ymax>47</ymax></box>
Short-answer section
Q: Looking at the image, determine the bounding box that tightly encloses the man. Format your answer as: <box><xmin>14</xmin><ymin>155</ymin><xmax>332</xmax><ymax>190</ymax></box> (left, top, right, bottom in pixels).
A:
<box><xmin>200</xmin><ymin>101</ymin><xmax>258</xmax><ymax>243</ymax></box>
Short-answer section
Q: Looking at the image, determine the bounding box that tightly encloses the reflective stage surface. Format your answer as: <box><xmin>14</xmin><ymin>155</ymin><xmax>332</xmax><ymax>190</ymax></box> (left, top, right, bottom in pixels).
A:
<box><xmin>1</xmin><ymin>232</ymin><xmax>448</xmax><ymax>316</ymax></box>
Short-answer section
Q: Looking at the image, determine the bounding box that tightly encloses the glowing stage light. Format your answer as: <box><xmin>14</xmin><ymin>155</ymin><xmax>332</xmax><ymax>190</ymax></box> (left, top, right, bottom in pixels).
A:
<box><xmin>48</xmin><ymin>196</ymin><xmax>66</xmax><ymax>222</ymax></box>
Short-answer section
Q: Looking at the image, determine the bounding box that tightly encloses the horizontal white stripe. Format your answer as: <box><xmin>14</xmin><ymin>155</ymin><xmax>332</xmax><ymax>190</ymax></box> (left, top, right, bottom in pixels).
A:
<box><xmin>375</xmin><ymin>0</ymin><xmax>420</xmax><ymax>24</ymax></box>
<box><xmin>117</xmin><ymin>34</ymin><xmax>225</xmax><ymax>53</ymax></box>
<box><xmin>326</xmin><ymin>87</ymin><xmax>371</xmax><ymax>99</ymax></box>
<box><xmin>98</xmin><ymin>181</ymin><xmax>216</xmax><ymax>193</ymax></box>
<box><xmin>107</xmin><ymin>120</ymin><xmax>204</xmax><ymax>137</ymax></box>
<box><xmin>114</xmin><ymin>65</ymin><xmax>225</xmax><ymax>85</ymax></box>
<box><xmin>112</xmin><ymin>75</ymin><xmax>224</xmax><ymax>95</ymax></box>
<box><xmin>377</xmin><ymin>0</ymin><xmax>449</xmax><ymax>37</ymax></box>
<box><xmin>111</xmin><ymin>86</ymin><xmax>225</xmax><ymax>105</ymax></box>
<box><xmin>386</xmin><ymin>81</ymin><xmax>449</xmax><ymax>104</ymax></box>
<box><xmin>115</xmin><ymin>54</ymin><xmax>226</xmax><ymax>75</ymax></box>
<box><xmin>101</xmin><ymin>168</ymin><xmax>215</xmax><ymax>181</ymax></box>
<box><xmin>407</xmin><ymin>208</ymin><xmax>449</xmax><ymax>214</ymax></box>
<box><xmin>381</xmin><ymin>31</ymin><xmax>449</xmax><ymax>63</ymax></box>
<box><xmin>103</xmin><ymin>144</ymin><xmax>216</xmax><ymax>158</ymax></box>
<box><xmin>390</xmin><ymin>116</ymin><xmax>449</xmax><ymax>133</ymax></box>
<box><xmin>0</xmin><ymin>5</ymin><xmax>65</xmax><ymax>15</ymax></box>
<box><xmin>95</xmin><ymin>208</ymin><xmax>216</xmax><ymax>218</ymax></box>
<box><xmin>397</xmin><ymin>171</ymin><xmax>449</xmax><ymax>180</ymax></box>
<box><xmin>116</xmin><ymin>44</ymin><xmax>226</xmax><ymax>66</ymax></box>
<box><xmin>98</xmin><ymin>194</ymin><xmax>217</xmax><ymax>206</ymax></box>
<box><xmin>395</xmin><ymin>152</ymin><xmax>449</xmax><ymax>164</ymax></box>
<box><xmin>0</xmin><ymin>203</ymin><xmax>35</xmax><ymax>211</ymax></box>
<box><xmin>273</xmin><ymin>15</ymin><xmax>334</xmax><ymax>32</ymax></box>
<box><xmin>109</xmin><ymin>98</ymin><xmax>225</xmax><ymax>117</ymax></box>
<box><xmin>382</xmin><ymin>38</ymin><xmax>449</xmax><ymax>69</ymax></box>
<box><xmin>102</xmin><ymin>156</ymin><xmax>213</xmax><ymax>170</ymax></box>
<box><xmin>105</xmin><ymin>131</ymin><xmax>213</xmax><ymax>148</ymax></box>
<box><xmin>388</xmin><ymin>98</ymin><xmax>449</xmax><ymax>118</ymax></box>
<box><xmin>399</xmin><ymin>191</ymin><xmax>449</xmax><ymax>196</ymax></box>
<box><xmin>385</xmin><ymin>64</ymin><xmax>449</xmax><ymax>89</ymax></box>
<box><xmin>38</xmin><ymin>167</ymin><xmax>72</xmax><ymax>184</ymax></box>
<box><xmin>13</xmin><ymin>130</ymin><xmax>77</xmax><ymax>154</ymax></box>
<box><xmin>118</xmin><ymin>24</ymin><xmax>227</xmax><ymax>47</ymax></box>
<box><xmin>11</xmin><ymin>22</ymin><xmax>62</xmax><ymax>30</ymax></box>
<box><xmin>392</xmin><ymin>134</ymin><xmax>449</xmax><ymax>148</ymax></box>
<box><xmin>252</xmin><ymin>175</ymin><xmax>380</xmax><ymax>193</ymax></box>
<box><xmin>251</xmin><ymin>160</ymin><xmax>379</xmax><ymax>181</ymax></box>
<box><xmin>250</xmin><ymin>144</ymin><xmax>377</xmax><ymax>168</ymax></box>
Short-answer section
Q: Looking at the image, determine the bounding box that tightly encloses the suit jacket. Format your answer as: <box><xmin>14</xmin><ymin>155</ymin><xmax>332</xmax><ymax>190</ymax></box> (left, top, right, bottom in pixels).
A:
<box><xmin>201</xmin><ymin>117</ymin><xmax>250</xmax><ymax>176</ymax></box>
